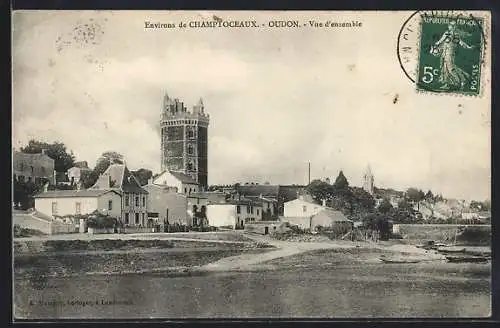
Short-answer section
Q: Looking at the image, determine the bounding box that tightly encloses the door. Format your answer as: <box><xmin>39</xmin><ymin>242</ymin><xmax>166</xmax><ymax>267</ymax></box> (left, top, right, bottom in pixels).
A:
<box><xmin>264</xmin><ymin>227</ymin><xmax>269</xmax><ymax>235</ymax></box>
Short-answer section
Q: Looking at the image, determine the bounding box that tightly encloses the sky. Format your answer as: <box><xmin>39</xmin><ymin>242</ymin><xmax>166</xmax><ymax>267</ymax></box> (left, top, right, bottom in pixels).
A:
<box><xmin>12</xmin><ymin>11</ymin><xmax>491</xmax><ymax>201</ymax></box>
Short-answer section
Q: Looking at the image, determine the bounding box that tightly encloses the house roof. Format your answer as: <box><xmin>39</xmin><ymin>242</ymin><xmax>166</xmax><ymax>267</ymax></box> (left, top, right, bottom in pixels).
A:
<box><xmin>34</xmin><ymin>189</ymin><xmax>120</xmax><ymax>198</ymax></box>
<box><xmin>154</xmin><ymin>170</ymin><xmax>199</xmax><ymax>185</ymax></box>
<box><xmin>244</xmin><ymin>195</ymin><xmax>278</xmax><ymax>203</ymax></box>
<box><xmin>313</xmin><ymin>209</ymin><xmax>352</xmax><ymax>222</ymax></box>
<box><xmin>236</xmin><ymin>185</ymin><xmax>280</xmax><ymax>197</ymax></box>
<box><xmin>91</xmin><ymin>164</ymin><xmax>148</xmax><ymax>194</ymax></box>
<box><xmin>278</xmin><ymin>185</ymin><xmax>306</xmax><ymax>202</ymax></box>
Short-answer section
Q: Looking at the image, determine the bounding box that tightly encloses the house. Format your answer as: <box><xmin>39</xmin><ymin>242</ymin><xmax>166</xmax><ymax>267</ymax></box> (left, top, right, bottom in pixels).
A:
<box><xmin>234</xmin><ymin>184</ymin><xmax>305</xmax><ymax>216</ymax></box>
<box><xmin>13</xmin><ymin>150</ymin><xmax>55</xmax><ymax>185</ymax></box>
<box><xmin>283</xmin><ymin>194</ymin><xmax>326</xmax><ymax>217</ymax></box>
<box><xmin>143</xmin><ymin>184</ymin><xmax>189</xmax><ymax>227</ymax></box>
<box><xmin>310</xmin><ymin>209</ymin><xmax>353</xmax><ymax>232</ymax></box>
<box><xmin>280</xmin><ymin>209</ymin><xmax>352</xmax><ymax>232</ymax></box>
<box><xmin>206</xmin><ymin>198</ymin><xmax>263</xmax><ymax>229</ymax></box>
<box><xmin>152</xmin><ymin>170</ymin><xmax>200</xmax><ymax>195</ymax></box>
<box><xmin>90</xmin><ymin>164</ymin><xmax>148</xmax><ymax>226</ymax></box>
<box><xmin>244</xmin><ymin>195</ymin><xmax>278</xmax><ymax>220</ymax></box>
<box><xmin>34</xmin><ymin>189</ymin><xmax>122</xmax><ymax>219</ymax></box>
<box><xmin>67</xmin><ymin>162</ymin><xmax>92</xmax><ymax>185</ymax></box>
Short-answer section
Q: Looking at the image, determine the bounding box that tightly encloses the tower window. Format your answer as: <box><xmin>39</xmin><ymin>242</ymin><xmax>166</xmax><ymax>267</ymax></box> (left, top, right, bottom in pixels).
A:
<box><xmin>187</xmin><ymin>145</ymin><xmax>193</xmax><ymax>155</ymax></box>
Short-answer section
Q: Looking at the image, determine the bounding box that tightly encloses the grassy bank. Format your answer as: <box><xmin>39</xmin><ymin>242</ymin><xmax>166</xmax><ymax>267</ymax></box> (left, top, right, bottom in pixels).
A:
<box><xmin>14</xmin><ymin>247</ymin><xmax>272</xmax><ymax>280</ymax></box>
<box><xmin>397</xmin><ymin>224</ymin><xmax>491</xmax><ymax>246</ymax></box>
<box><xmin>13</xmin><ymin>237</ymin><xmax>272</xmax><ymax>255</ymax></box>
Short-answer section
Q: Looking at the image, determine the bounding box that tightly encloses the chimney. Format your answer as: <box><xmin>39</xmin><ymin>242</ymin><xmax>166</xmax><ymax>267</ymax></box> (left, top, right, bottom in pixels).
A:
<box><xmin>322</xmin><ymin>199</ymin><xmax>326</xmax><ymax>207</ymax></box>
<box><xmin>308</xmin><ymin>162</ymin><xmax>311</xmax><ymax>185</ymax></box>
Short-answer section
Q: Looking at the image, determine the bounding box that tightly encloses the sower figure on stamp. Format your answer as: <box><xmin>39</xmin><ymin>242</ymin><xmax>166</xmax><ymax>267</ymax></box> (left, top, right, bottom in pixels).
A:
<box><xmin>430</xmin><ymin>21</ymin><xmax>474</xmax><ymax>90</ymax></box>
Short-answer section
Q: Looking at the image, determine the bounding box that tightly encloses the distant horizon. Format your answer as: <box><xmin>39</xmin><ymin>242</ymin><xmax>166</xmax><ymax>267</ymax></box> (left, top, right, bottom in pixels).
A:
<box><xmin>12</xmin><ymin>144</ymin><xmax>490</xmax><ymax>202</ymax></box>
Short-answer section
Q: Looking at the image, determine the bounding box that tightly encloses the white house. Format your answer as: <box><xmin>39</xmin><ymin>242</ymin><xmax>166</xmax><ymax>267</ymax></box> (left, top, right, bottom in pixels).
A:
<box><xmin>283</xmin><ymin>195</ymin><xmax>326</xmax><ymax>218</ymax></box>
<box><xmin>67</xmin><ymin>166</ymin><xmax>92</xmax><ymax>185</ymax></box>
<box><xmin>152</xmin><ymin>170</ymin><xmax>200</xmax><ymax>195</ymax></box>
<box><xmin>34</xmin><ymin>189</ymin><xmax>122</xmax><ymax>219</ymax></box>
<box><xmin>207</xmin><ymin>199</ymin><xmax>263</xmax><ymax>229</ymax></box>
<box><xmin>90</xmin><ymin>164</ymin><xmax>148</xmax><ymax>226</ymax></box>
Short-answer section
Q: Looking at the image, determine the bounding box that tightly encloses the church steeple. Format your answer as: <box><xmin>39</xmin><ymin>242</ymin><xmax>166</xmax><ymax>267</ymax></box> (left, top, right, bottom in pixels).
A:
<box><xmin>362</xmin><ymin>164</ymin><xmax>374</xmax><ymax>195</ymax></box>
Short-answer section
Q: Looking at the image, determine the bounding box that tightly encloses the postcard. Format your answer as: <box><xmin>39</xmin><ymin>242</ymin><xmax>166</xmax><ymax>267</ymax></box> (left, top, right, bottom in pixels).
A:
<box><xmin>12</xmin><ymin>10</ymin><xmax>491</xmax><ymax>319</ymax></box>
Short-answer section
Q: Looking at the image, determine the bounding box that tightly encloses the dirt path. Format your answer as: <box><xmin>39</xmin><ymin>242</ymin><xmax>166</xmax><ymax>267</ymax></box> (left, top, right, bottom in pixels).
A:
<box><xmin>201</xmin><ymin>234</ymin><xmax>445</xmax><ymax>272</ymax></box>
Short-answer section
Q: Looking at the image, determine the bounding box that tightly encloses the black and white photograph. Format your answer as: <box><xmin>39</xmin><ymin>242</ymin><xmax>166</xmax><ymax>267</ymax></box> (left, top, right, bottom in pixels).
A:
<box><xmin>12</xmin><ymin>10</ymin><xmax>491</xmax><ymax>319</ymax></box>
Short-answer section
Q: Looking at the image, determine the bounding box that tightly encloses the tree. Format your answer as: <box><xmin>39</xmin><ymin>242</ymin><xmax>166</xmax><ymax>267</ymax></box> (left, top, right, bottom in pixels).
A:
<box><xmin>80</xmin><ymin>151</ymin><xmax>125</xmax><ymax>189</ymax></box>
<box><xmin>94</xmin><ymin>151</ymin><xmax>124</xmax><ymax>175</ymax></box>
<box><xmin>20</xmin><ymin>140</ymin><xmax>75</xmax><ymax>173</ymax></box>
<box><xmin>378</xmin><ymin>198</ymin><xmax>393</xmax><ymax>215</ymax></box>
<box><xmin>333</xmin><ymin>170</ymin><xmax>349</xmax><ymax>189</ymax></box>
<box><xmin>306</xmin><ymin>179</ymin><xmax>334</xmax><ymax>204</ymax></box>
<box><xmin>131</xmin><ymin>168</ymin><xmax>153</xmax><ymax>186</ymax></box>
<box><xmin>405</xmin><ymin>188</ymin><xmax>422</xmax><ymax>202</ymax></box>
<box><xmin>425</xmin><ymin>190</ymin><xmax>435</xmax><ymax>201</ymax></box>
<box><xmin>13</xmin><ymin>180</ymin><xmax>42</xmax><ymax>210</ymax></box>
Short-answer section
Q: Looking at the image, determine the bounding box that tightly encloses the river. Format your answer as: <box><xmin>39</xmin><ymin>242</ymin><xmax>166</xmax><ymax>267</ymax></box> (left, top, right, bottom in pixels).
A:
<box><xmin>14</xmin><ymin>262</ymin><xmax>490</xmax><ymax>319</ymax></box>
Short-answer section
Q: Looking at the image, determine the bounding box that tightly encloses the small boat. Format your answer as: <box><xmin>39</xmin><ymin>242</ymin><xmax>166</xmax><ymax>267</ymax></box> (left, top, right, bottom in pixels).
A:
<box><xmin>380</xmin><ymin>256</ymin><xmax>421</xmax><ymax>264</ymax></box>
<box><xmin>437</xmin><ymin>248</ymin><xmax>467</xmax><ymax>254</ymax></box>
<box><xmin>445</xmin><ymin>256</ymin><xmax>489</xmax><ymax>263</ymax></box>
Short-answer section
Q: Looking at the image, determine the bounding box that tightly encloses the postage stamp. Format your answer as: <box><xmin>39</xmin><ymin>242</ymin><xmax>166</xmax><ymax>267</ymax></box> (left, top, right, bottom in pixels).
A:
<box><xmin>416</xmin><ymin>14</ymin><xmax>484</xmax><ymax>96</ymax></box>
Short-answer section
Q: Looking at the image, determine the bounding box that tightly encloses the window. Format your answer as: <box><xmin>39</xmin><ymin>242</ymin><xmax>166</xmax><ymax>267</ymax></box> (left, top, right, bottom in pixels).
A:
<box><xmin>28</xmin><ymin>177</ymin><xmax>32</xmax><ymax>183</ymax></box>
<box><xmin>30</xmin><ymin>166</ymin><xmax>34</xmax><ymax>173</ymax></box>
<box><xmin>135</xmin><ymin>196</ymin><xmax>139</xmax><ymax>206</ymax></box>
<box><xmin>257</xmin><ymin>209</ymin><xmax>260</xmax><ymax>216</ymax></box>
<box><xmin>236</xmin><ymin>205</ymin><xmax>241</xmax><ymax>214</ymax></box>
<box><xmin>142</xmin><ymin>197</ymin><xmax>146</xmax><ymax>207</ymax></box>
<box><xmin>184</xmin><ymin>188</ymin><xmax>187</xmax><ymax>193</ymax></box>
<box><xmin>75</xmin><ymin>202</ymin><xmax>81</xmax><ymax>215</ymax></box>
<box><xmin>108</xmin><ymin>200</ymin><xmax>113</xmax><ymax>211</ymax></box>
<box><xmin>135</xmin><ymin>213</ymin><xmax>140</xmax><ymax>225</ymax></box>
<box><xmin>142</xmin><ymin>213</ymin><xmax>145</xmax><ymax>225</ymax></box>
<box><xmin>125</xmin><ymin>195</ymin><xmax>129</xmax><ymax>206</ymax></box>
<box><xmin>247</xmin><ymin>206</ymin><xmax>250</xmax><ymax>214</ymax></box>
<box><xmin>19</xmin><ymin>175</ymin><xmax>25</xmax><ymax>182</ymax></box>
<box><xmin>125</xmin><ymin>213</ymin><xmax>130</xmax><ymax>224</ymax></box>
<box><xmin>52</xmin><ymin>202</ymin><xmax>58</xmax><ymax>214</ymax></box>
<box><xmin>303</xmin><ymin>205</ymin><xmax>307</xmax><ymax>213</ymax></box>
<box><xmin>187</xmin><ymin>145</ymin><xmax>193</xmax><ymax>155</ymax></box>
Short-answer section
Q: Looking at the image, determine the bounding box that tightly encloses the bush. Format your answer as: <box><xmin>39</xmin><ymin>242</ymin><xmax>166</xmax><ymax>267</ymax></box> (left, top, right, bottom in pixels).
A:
<box><xmin>13</xmin><ymin>224</ymin><xmax>45</xmax><ymax>238</ymax></box>
<box><xmin>456</xmin><ymin>226</ymin><xmax>491</xmax><ymax>246</ymax></box>
<box><xmin>87</xmin><ymin>214</ymin><xmax>118</xmax><ymax>229</ymax></box>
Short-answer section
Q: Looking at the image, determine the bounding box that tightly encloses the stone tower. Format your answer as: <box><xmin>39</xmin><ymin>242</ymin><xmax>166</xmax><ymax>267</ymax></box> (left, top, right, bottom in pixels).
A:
<box><xmin>160</xmin><ymin>92</ymin><xmax>209</xmax><ymax>190</ymax></box>
<box><xmin>362</xmin><ymin>164</ymin><xmax>374</xmax><ymax>195</ymax></box>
